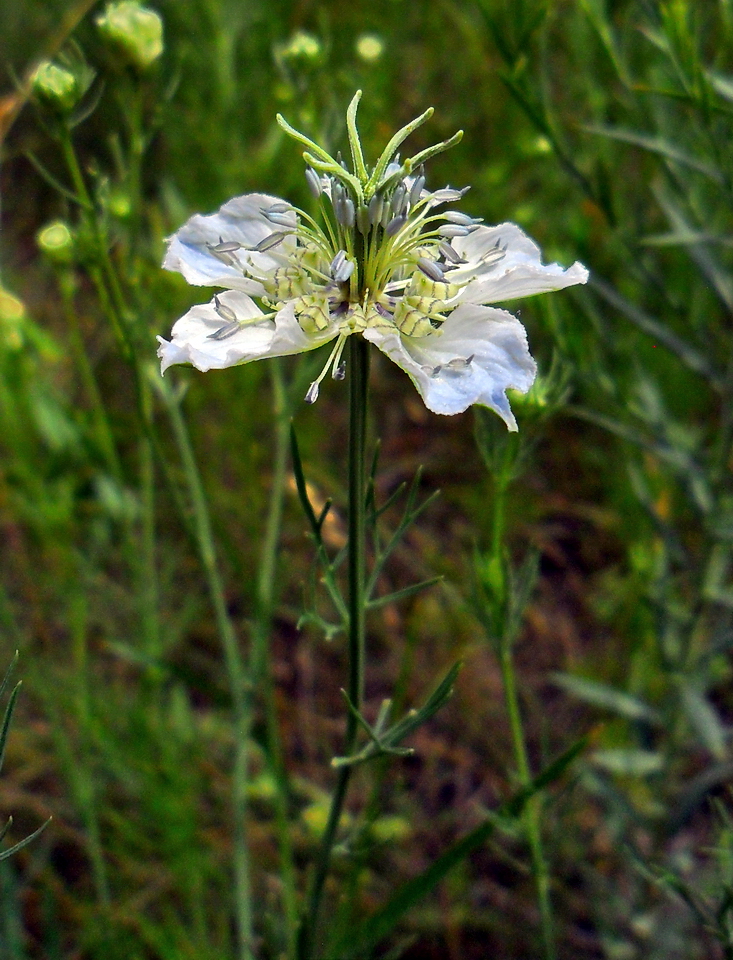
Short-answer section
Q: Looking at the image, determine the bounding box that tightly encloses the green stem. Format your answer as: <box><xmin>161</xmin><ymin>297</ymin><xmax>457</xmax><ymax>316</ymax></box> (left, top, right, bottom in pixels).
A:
<box><xmin>160</xmin><ymin>382</ymin><xmax>255</xmax><ymax>960</ymax></box>
<box><xmin>491</xmin><ymin>461</ymin><xmax>555</xmax><ymax>960</ymax></box>
<box><xmin>59</xmin><ymin>271</ymin><xmax>122</xmax><ymax>481</ymax></box>
<box><xmin>252</xmin><ymin>362</ymin><xmax>299</xmax><ymax>954</ymax></box>
<box><xmin>300</xmin><ymin>335</ymin><xmax>370</xmax><ymax>959</ymax></box>
<box><xmin>499</xmin><ymin>635</ymin><xmax>555</xmax><ymax>960</ymax></box>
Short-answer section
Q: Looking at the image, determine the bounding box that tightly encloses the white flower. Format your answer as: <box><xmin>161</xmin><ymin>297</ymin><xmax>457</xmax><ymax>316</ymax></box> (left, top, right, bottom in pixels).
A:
<box><xmin>158</xmin><ymin>95</ymin><xmax>588</xmax><ymax>429</ymax></box>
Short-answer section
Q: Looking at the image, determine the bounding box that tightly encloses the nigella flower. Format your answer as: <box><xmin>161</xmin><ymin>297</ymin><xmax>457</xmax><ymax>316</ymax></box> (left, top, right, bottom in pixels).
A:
<box><xmin>158</xmin><ymin>93</ymin><xmax>588</xmax><ymax>429</ymax></box>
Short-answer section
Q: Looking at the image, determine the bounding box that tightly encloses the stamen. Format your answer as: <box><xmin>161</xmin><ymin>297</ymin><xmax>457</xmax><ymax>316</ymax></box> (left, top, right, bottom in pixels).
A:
<box><xmin>385</xmin><ymin>215</ymin><xmax>407</xmax><ymax>237</ymax></box>
<box><xmin>481</xmin><ymin>240</ymin><xmax>507</xmax><ymax>264</ymax></box>
<box><xmin>336</xmin><ymin>197</ymin><xmax>355</xmax><ymax>228</ymax></box>
<box><xmin>254</xmin><ymin>231</ymin><xmax>291</xmax><ymax>252</ymax></box>
<box><xmin>437</xmin><ymin>224</ymin><xmax>471</xmax><ymax>238</ymax></box>
<box><xmin>266</xmin><ymin>211</ymin><xmax>296</xmax><ymax>227</ymax></box>
<box><xmin>334</xmin><ymin>260</ymin><xmax>355</xmax><ymax>284</ymax></box>
<box><xmin>330</xmin><ymin>250</ymin><xmax>346</xmax><ymax>275</ymax></box>
<box><xmin>206</xmin><ymin>237</ymin><xmax>241</xmax><ymax>264</ymax></box>
<box><xmin>431</xmin><ymin>186</ymin><xmax>470</xmax><ymax>203</ymax></box>
<box><xmin>409</xmin><ymin>174</ymin><xmax>426</xmax><ymax>209</ymax></box>
<box><xmin>445</xmin><ymin>354</ymin><xmax>474</xmax><ymax>370</ymax></box>
<box><xmin>208</xmin><ymin>237</ymin><xmax>242</xmax><ymax>254</ymax></box>
<box><xmin>438</xmin><ymin>240</ymin><xmax>466</xmax><ymax>264</ymax></box>
<box><xmin>330</xmin><ymin>336</ymin><xmax>348</xmax><ymax>378</ymax></box>
<box><xmin>417</xmin><ymin>257</ymin><xmax>445</xmax><ymax>282</ymax></box>
<box><xmin>391</xmin><ymin>183</ymin><xmax>406</xmax><ymax>215</ymax></box>
<box><xmin>330</xmin><ymin>250</ymin><xmax>355</xmax><ymax>283</ymax></box>
<box><xmin>304</xmin><ymin>333</ymin><xmax>349</xmax><ymax>403</ymax></box>
<box><xmin>214</xmin><ymin>295</ymin><xmax>238</xmax><ymax>323</ymax></box>
<box><xmin>305</xmin><ymin>167</ymin><xmax>322</xmax><ymax>198</ymax></box>
<box><xmin>443</xmin><ymin>211</ymin><xmax>483</xmax><ymax>226</ymax></box>
<box><xmin>369</xmin><ymin>194</ymin><xmax>384</xmax><ymax>225</ymax></box>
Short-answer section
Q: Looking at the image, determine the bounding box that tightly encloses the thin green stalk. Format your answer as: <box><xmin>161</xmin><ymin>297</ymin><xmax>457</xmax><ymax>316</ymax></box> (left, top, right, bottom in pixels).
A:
<box><xmin>493</xmin><ymin>482</ymin><xmax>554</xmax><ymax>959</ymax></box>
<box><xmin>58</xmin><ymin>271</ymin><xmax>122</xmax><ymax>481</ymax></box>
<box><xmin>499</xmin><ymin>642</ymin><xmax>555</xmax><ymax>960</ymax></box>
<box><xmin>138</xmin><ymin>427</ymin><xmax>160</xmax><ymax>658</ymax></box>
<box><xmin>251</xmin><ymin>361</ymin><xmax>299</xmax><ymax>954</ymax></box>
<box><xmin>162</xmin><ymin>384</ymin><xmax>255</xmax><ymax>960</ymax></box>
<box><xmin>299</xmin><ymin>335</ymin><xmax>370</xmax><ymax>959</ymax></box>
<box><xmin>491</xmin><ymin>465</ymin><xmax>555</xmax><ymax>959</ymax></box>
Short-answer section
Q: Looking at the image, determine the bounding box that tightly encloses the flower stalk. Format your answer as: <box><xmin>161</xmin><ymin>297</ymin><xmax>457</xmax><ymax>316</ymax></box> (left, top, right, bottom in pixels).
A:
<box><xmin>299</xmin><ymin>335</ymin><xmax>370</xmax><ymax>959</ymax></box>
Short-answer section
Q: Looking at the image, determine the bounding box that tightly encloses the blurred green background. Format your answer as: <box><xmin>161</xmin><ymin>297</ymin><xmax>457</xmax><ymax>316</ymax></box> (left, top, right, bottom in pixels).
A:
<box><xmin>1</xmin><ymin>0</ymin><xmax>733</xmax><ymax>957</ymax></box>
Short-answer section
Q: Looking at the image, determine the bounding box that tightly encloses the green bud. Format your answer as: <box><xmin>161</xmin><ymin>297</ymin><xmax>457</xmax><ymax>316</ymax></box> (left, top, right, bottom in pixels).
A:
<box><xmin>31</xmin><ymin>61</ymin><xmax>79</xmax><ymax>112</ymax></box>
<box><xmin>37</xmin><ymin>221</ymin><xmax>75</xmax><ymax>262</ymax></box>
<box><xmin>106</xmin><ymin>190</ymin><xmax>132</xmax><ymax>219</ymax></box>
<box><xmin>278</xmin><ymin>30</ymin><xmax>322</xmax><ymax>65</ymax></box>
<box><xmin>96</xmin><ymin>1</ymin><xmax>164</xmax><ymax>71</ymax></box>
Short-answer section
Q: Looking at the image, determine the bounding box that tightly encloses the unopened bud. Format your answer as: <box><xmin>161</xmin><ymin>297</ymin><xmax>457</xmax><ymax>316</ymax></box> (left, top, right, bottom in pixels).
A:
<box><xmin>37</xmin><ymin>221</ymin><xmax>75</xmax><ymax>263</ymax></box>
<box><xmin>278</xmin><ymin>31</ymin><xmax>322</xmax><ymax>64</ymax></box>
<box><xmin>96</xmin><ymin>2</ymin><xmax>164</xmax><ymax>71</ymax></box>
<box><xmin>31</xmin><ymin>61</ymin><xmax>79</xmax><ymax>112</ymax></box>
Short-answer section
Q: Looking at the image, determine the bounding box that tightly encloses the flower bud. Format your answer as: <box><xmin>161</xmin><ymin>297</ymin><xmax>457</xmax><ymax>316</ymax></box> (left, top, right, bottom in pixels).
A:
<box><xmin>31</xmin><ymin>61</ymin><xmax>79</xmax><ymax>112</ymax></box>
<box><xmin>36</xmin><ymin>221</ymin><xmax>75</xmax><ymax>263</ymax></box>
<box><xmin>277</xmin><ymin>30</ymin><xmax>322</xmax><ymax>65</ymax></box>
<box><xmin>96</xmin><ymin>1</ymin><xmax>164</xmax><ymax>71</ymax></box>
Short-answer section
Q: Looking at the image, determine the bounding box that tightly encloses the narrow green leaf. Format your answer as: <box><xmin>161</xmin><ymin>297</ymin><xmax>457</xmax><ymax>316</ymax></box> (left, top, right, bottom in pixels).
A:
<box><xmin>0</xmin><ymin>818</ymin><xmax>52</xmax><ymax>862</ymax></box>
<box><xmin>384</xmin><ymin>662</ymin><xmax>462</xmax><ymax>745</ymax></box>
<box><xmin>590</xmin><ymin>277</ymin><xmax>722</xmax><ymax>388</ymax></box>
<box><xmin>367</xmin><ymin>576</ymin><xmax>443</xmax><ymax>610</ymax></box>
<box><xmin>0</xmin><ymin>683</ymin><xmax>21</xmax><ymax>774</ymax></box>
<box><xmin>289</xmin><ymin>424</ymin><xmax>321</xmax><ymax>541</ymax></box>
<box><xmin>640</xmin><ymin>230</ymin><xmax>733</xmax><ymax>248</ymax></box>
<box><xmin>678</xmin><ymin>684</ymin><xmax>727</xmax><ymax>760</ymax></box>
<box><xmin>332</xmin><ymin>663</ymin><xmax>461</xmax><ymax>769</ymax></box>
<box><xmin>0</xmin><ymin>652</ymin><xmax>18</xmax><ymax>704</ymax></box>
<box><xmin>591</xmin><ymin>748</ymin><xmax>665</xmax><ymax>776</ymax></box>
<box><xmin>552</xmin><ymin>673</ymin><xmax>661</xmax><ymax>724</ymax></box>
<box><xmin>709</xmin><ymin>70</ymin><xmax>733</xmax><ymax>103</ymax></box>
<box><xmin>583</xmin><ymin>125</ymin><xmax>724</xmax><ymax>184</ymax></box>
<box><xmin>25</xmin><ymin>152</ymin><xmax>90</xmax><ymax>208</ymax></box>
<box><xmin>653</xmin><ymin>185</ymin><xmax>733</xmax><ymax>312</ymax></box>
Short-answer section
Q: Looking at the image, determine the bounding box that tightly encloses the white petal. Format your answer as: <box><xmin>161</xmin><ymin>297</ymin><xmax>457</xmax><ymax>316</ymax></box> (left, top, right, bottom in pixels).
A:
<box><xmin>157</xmin><ymin>291</ymin><xmax>335</xmax><ymax>374</ymax></box>
<box><xmin>450</xmin><ymin>222</ymin><xmax>589</xmax><ymax>303</ymax></box>
<box><xmin>162</xmin><ymin>192</ymin><xmax>297</xmax><ymax>293</ymax></box>
<box><xmin>363</xmin><ymin>304</ymin><xmax>536</xmax><ymax>428</ymax></box>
